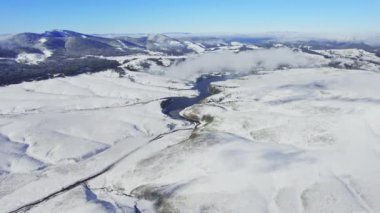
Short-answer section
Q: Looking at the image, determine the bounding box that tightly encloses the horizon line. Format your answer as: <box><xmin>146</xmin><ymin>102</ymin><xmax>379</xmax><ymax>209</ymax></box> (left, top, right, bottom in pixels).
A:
<box><xmin>2</xmin><ymin>29</ymin><xmax>380</xmax><ymax>37</ymax></box>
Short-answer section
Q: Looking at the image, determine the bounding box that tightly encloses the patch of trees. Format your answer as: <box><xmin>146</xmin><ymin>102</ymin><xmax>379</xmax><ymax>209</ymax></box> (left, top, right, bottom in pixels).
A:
<box><xmin>0</xmin><ymin>57</ymin><xmax>120</xmax><ymax>86</ymax></box>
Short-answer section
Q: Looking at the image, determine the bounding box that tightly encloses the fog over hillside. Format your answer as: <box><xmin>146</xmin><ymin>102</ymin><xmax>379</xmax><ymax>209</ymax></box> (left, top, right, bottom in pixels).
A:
<box><xmin>165</xmin><ymin>48</ymin><xmax>328</xmax><ymax>79</ymax></box>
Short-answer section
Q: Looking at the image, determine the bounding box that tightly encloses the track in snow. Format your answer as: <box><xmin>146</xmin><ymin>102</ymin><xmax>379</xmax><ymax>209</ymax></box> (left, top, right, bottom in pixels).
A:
<box><xmin>8</xmin><ymin>127</ymin><xmax>193</xmax><ymax>213</ymax></box>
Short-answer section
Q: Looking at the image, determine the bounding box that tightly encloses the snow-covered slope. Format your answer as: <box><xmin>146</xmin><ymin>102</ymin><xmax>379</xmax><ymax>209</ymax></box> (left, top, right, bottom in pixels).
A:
<box><xmin>1</xmin><ymin>31</ymin><xmax>380</xmax><ymax>212</ymax></box>
<box><xmin>145</xmin><ymin>34</ymin><xmax>194</xmax><ymax>55</ymax></box>
<box><xmin>3</xmin><ymin>67</ymin><xmax>378</xmax><ymax>213</ymax></box>
<box><xmin>173</xmin><ymin>68</ymin><xmax>380</xmax><ymax>212</ymax></box>
<box><xmin>312</xmin><ymin>48</ymin><xmax>380</xmax><ymax>72</ymax></box>
<box><xmin>87</xmin><ymin>68</ymin><xmax>379</xmax><ymax>213</ymax></box>
<box><xmin>0</xmin><ymin>70</ymin><xmax>197</xmax><ymax>212</ymax></box>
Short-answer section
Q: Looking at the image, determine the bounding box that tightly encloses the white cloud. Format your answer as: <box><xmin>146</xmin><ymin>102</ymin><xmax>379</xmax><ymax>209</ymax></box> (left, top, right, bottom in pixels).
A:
<box><xmin>165</xmin><ymin>48</ymin><xmax>328</xmax><ymax>79</ymax></box>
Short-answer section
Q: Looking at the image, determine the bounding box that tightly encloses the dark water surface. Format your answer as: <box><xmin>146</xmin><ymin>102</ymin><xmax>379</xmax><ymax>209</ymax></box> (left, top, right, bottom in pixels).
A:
<box><xmin>161</xmin><ymin>74</ymin><xmax>229</xmax><ymax>119</ymax></box>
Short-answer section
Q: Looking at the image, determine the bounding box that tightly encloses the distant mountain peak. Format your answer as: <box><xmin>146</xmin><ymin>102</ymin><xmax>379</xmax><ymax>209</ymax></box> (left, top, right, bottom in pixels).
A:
<box><xmin>43</xmin><ymin>30</ymin><xmax>87</xmax><ymax>38</ymax></box>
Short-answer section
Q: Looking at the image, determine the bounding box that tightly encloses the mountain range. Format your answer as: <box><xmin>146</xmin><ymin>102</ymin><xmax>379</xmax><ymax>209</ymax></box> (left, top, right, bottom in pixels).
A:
<box><xmin>0</xmin><ymin>30</ymin><xmax>380</xmax><ymax>86</ymax></box>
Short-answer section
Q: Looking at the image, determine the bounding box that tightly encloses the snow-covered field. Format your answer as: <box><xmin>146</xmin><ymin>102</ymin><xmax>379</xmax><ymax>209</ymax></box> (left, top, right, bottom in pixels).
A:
<box><xmin>0</xmin><ymin>70</ymin><xmax>195</xmax><ymax>212</ymax></box>
<box><xmin>1</xmin><ymin>56</ymin><xmax>380</xmax><ymax>212</ymax></box>
<box><xmin>178</xmin><ymin>68</ymin><xmax>380</xmax><ymax>212</ymax></box>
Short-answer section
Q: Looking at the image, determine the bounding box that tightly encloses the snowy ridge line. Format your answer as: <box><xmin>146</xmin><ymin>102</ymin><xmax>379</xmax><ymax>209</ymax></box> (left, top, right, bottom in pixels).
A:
<box><xmin>7</xmin><ymin>127</ymin><xmax>193</xmax><ymax>213</ymax></box>
<box><xmin>0</xmin><ymin>96</ymin><xmax>191</xmax><ymax>117</ymax></box>
<box><xmin>23</xmin><ymin>81</ymin><xmax>192</xmax><ymax>98</ymax></box>
<box><xmin>60</xmin><ymin>97</ymin><xmax>171</xmax><ymax>113</ymax></box>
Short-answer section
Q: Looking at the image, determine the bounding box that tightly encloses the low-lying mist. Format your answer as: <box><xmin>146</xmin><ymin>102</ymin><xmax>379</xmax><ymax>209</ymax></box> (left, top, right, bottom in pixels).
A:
<box><xmin>165</xmin><ymin>48</ymin><xmax>328</xmax><ymax>79</ymax></box>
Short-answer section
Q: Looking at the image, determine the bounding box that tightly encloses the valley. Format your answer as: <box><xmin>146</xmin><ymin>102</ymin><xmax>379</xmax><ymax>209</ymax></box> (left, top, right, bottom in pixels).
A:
<box><xmin>0</xmin><ymin>30</ymin><xmax>380</xmax><ymax>213</ymax></box>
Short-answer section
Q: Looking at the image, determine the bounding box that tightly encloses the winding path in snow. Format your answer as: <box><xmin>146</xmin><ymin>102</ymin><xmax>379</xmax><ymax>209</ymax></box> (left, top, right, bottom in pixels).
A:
<box><xmin>8</xmin><ymin>127</ymin><xmax>193</xmax><ymax>213</ymax></box>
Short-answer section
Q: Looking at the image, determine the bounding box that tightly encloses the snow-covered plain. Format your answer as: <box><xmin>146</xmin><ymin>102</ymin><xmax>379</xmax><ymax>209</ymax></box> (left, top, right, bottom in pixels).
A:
<box><xmin>1</xmin><ymin>48</ymin><xmax>380</xmax><ymax>213</ymax></box>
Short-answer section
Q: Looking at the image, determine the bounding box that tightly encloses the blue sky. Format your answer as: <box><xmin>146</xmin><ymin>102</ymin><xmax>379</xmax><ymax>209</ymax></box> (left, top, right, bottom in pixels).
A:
<box><xmin>1</xmin><ymin>0</ymin><xmax>379</xmax><ymax>34</ymax></box>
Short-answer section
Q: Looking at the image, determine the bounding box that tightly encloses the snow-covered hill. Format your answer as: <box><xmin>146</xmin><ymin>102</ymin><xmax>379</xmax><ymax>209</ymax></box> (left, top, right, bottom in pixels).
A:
<box><xmin>1</xmin><ymin>30</ymin><xmax>380</xmax><ymax>213</ymax></box>
<box><xmin>0</xmin><ymin>65</ymin><xmax>380</xmax><ymax>213</ymax></box>
<box><xmin>1</xmin><ymin>30</ymin><xmax>380</xmax><ymax>86</ymax></box>
<box><xmin>0</xmin><ymin>69</ymin><xmax>196</xmax><ymax>212</ymax></box>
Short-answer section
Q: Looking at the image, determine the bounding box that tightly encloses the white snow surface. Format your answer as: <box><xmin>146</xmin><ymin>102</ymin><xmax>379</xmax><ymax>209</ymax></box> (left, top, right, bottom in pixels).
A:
<box><xmin>14</xmin><ymin>37</ymin><xmax>54</xmax><ymax>64</ymax></box>
<box><xmin>93</xmin><ymin>68</ymin><xmax>379</xmax><ymax>213</ymax></box>
<box><xmin>184</xmin><ymin>41</ymin><xmax>206</xmax><ymax>53</ymax></box>
<box><xmin>39</xmin><ymin>38</ymin><xmax>47</xmax><ymax>44</ymax></box>
<box><xmin>15</xmin><ymin>48</ymin><xmax>53</xmax><ymax>64</ymax></box>
<box><xmin>0</xmin><ymin>70</ymin><xmax>196</xmax><ymax>212</ymax></box>
<box><xmin>172</xmin><ymin>68</ymin><xmax>380</xmax><ymax>212</ymax></box>
<box><xmin>16</xmin><ymin>52</ymin><xmax>47</xmax><ymax>65</ymax></box>
<box><xmin>1</xmin><ymin>66</ymin><xmax>380</xmax><ymax>212</ymax></box>
<box><xmin>312</xmin><ymin>48</ymin><xmax>380</xmax><ymax>72</ymax></box>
